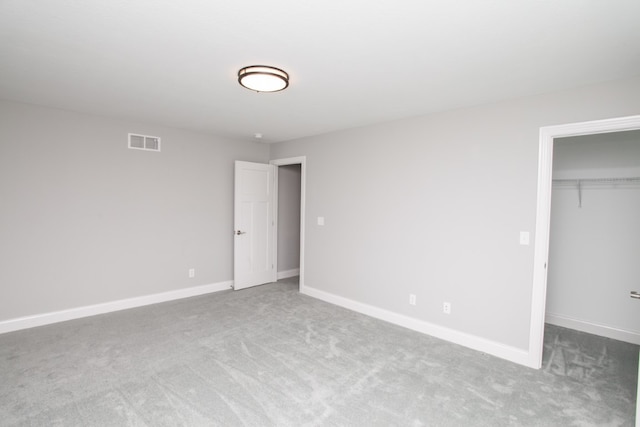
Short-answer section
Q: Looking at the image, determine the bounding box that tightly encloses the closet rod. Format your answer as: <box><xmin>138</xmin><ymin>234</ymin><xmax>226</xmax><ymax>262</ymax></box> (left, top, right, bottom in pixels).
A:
<box><xmin>552</xmin><ymin>177</ymin><xmax>640</xmax><ymax>185</ymax></box>
<box><xmin>551</xmin><ymin>177</ymin><xmax>640</xmax><ymax>208</ymax></box>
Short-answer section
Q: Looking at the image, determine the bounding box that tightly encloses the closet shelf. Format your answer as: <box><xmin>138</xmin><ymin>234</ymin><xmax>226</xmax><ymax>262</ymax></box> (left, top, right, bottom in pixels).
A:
<box><xmin>552</xmin><ymin>177</ymin><xmax>640</xmax><ymax>186</ymax></box>
<box><xmin>551</xmin><ymin>177</ymin><xmax>640</xmax><ymax>208</ymax></box>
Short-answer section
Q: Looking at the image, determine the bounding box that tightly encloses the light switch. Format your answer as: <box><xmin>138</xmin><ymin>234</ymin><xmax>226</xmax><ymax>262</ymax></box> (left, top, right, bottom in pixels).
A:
<box><xmin>519</xmin><ymin>231</ymin><xmax>530</xmax><ymax>246</ymax></box>
<box><xmin>317</xmin><ymin>216</ymin><xmax>325</xmax><ymax>226</ymax></box>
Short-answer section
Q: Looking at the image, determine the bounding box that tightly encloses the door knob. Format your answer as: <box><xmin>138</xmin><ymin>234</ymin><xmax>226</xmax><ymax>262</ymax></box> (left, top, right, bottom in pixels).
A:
<box><xmin>235</xmin><ymin>230</ymin><xmax>246</xmax><ymax>235</ymax></box>
<box><xmin>631</xmin><ymin>291</ymin><xmax>640</xmax><ymax>300</ymax></box>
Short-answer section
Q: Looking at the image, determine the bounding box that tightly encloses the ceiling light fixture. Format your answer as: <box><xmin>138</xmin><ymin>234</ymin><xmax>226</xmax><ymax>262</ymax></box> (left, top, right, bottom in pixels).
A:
<box><xmin>238</xmin><ymin>65</ymin><xmax>289</xmax><ymax>93</ymax></box>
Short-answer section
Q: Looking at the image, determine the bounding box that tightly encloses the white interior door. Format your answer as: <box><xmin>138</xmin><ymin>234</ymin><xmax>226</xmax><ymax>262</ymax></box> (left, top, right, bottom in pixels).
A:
<box><xmin>234</xmin><ymin>161</ymin><xmax>276</xmax><ymax>290</ymax></box>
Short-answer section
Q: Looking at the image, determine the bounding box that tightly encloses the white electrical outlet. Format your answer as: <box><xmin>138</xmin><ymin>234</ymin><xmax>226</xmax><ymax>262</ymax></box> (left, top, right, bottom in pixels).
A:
<box><xmin>188</xmin><ymin>268</ymin><xmax>195</xmax><ymax>278</ymax></box>
<box><xmin>443</xmin><ymin>302</ymin><xmax>451</xmax><ymax>314</ymax></box>
<box><xmin>409</xmin><ymin>294</ymin><xmax>416</xmax><ymax>306</ymax></box>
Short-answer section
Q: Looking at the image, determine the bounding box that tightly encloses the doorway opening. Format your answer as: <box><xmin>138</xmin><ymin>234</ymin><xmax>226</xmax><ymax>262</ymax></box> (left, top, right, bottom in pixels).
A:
<box><xmin>530</xmin><ymin>115</ymin><xmax>640</xmax><ymax>369</ymax></box>
<box><xmin>546</xmin><ymin>130</ymin><xmax>640</xmax><ymax>343</ymax></box>
<box><xmin>541</xmin><ymin>131</ymin><xmax>640</xmax><ymax>422</ymax></box>
<box><xmin>271</xmin><ymin>157</ymin><xmax>306</xmax><ymax>290</ymax></box>
<box><xmin>530</xmin><ymin>116</ymin><xmax>640</xmax><ymax>423</ymax></box>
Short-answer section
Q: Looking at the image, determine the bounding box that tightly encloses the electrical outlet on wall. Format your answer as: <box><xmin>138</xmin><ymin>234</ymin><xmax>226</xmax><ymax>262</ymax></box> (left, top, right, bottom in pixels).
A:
<box><xmin>188</xmin><ymin>268</ymin><xmax>195</xmax><ymax>278</ymax></box>
<box><xmin>443</xmin><ymin>302</ymin><xmax>451</xmax><ymax>314</ymax></box>
<box><xmin>409</xmin><ymin>294</ymin><xmax>416</xmax><ymax>306</ymax></box>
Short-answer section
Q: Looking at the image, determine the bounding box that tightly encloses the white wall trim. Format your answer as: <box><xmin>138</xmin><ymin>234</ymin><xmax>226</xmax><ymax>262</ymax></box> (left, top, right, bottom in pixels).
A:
<box><xmin>637</xmin><ymin>356</ymin><xmax>640</xmax><ymax>427</ymax></box>
<box><xmin>277</xmin><ymin>269</ymin><xmax>300</xmax><ymax>280</ymax></box>
<box><xmin>302</xmin><ymin>285</ymin><xmax>531</xmax><ymax>368</ymax></box>
<box><xmin>0</xmin><ymin>280</ymin><xmax>233</xmax><ymax>335</ymax></box>
<box><xmin>546</xmin><ymin>313</ymin><xmax>640</xmax><ymax>345</ymax></box>
<box><xmin>530</xmin><ymin>114</ymin><xmax>640</xmax><ymax>369</ymax></box>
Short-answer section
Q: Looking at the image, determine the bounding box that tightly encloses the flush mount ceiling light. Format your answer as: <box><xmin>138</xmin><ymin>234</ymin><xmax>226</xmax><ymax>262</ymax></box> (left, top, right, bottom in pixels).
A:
<box><xmin>238</xmin><ymin>65</ymin><xmax>289</xmax><ymax>92</ymax></box>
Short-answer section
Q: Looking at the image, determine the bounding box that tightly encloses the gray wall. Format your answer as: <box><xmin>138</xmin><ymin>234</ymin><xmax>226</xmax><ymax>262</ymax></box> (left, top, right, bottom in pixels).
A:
<box><xmin>2</xmin><ymin>76</ymin><xmax>640</xmax><ymax>353</ymax></box>
<box><xmin>277</xmin><ymin>164</ymin><xmax>301</xmax><ymax>273</ymax></box>
<box><xmin>0</xmin><ymin>100</ymin><xmax>269</xmax><ymax>321</ymax></box>
<box><xmin>547</xmin><ymin>131</ymin><xmax>640</xmax><ymax>337</ymax></box>
<box><xmin>270</xmin><ymin>76</ymin><xmax>640</xmax><ymax>351</ymax></box>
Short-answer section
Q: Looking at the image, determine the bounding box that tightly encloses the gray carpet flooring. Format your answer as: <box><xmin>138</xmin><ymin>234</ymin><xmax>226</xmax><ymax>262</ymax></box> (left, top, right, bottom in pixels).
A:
<box><xmin>1</xmin><ymin>277</ymin><xmax>638</xmax><ymax>426</ymax></box>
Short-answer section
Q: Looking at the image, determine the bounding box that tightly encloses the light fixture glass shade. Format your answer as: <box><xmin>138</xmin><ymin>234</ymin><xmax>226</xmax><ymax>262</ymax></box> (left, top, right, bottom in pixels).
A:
<box><xmin>238</xmin><ymin>65</ymin><xmax>289</xmax><ymax>92</ymax></box>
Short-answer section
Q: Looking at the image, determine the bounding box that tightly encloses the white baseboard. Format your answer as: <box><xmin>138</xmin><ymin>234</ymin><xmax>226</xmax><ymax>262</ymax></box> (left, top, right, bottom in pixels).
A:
<box><xmin>277</xmin><ymin>268</ymin><xmax>300</xmax><ymax>280</ymax></box>
<box><xmin>0</xmin><ymin>280</ymin><xmax>233</xmax><ymax>335</ymax></box>
<box><xmin>546</xmin><ymin>313</ymin><xmax>640</xmax><ymax>345</ymax></box>
<box><xmin>301</xmin><ymin>285</ymin><xmax>532</xmax><ymax>368</ymax></box>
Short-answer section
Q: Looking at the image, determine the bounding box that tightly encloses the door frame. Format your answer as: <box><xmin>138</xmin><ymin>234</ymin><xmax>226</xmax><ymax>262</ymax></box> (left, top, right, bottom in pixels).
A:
<box><xmin>528</xmin><ymin>114</ymin><xmax>640</xmax><ymax>369</ymax></box>
<box><xmin>270</xmin><ymin>156</ymin><xmax>307</xmax><ymax>289</ymax></box>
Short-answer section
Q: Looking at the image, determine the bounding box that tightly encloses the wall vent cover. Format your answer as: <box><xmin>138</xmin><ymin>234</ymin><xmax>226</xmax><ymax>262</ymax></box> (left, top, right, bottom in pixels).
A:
<box><xmin>128</xmin><ymin>133</ymin><xmax>161</xmax><ymax>152</ymax></box>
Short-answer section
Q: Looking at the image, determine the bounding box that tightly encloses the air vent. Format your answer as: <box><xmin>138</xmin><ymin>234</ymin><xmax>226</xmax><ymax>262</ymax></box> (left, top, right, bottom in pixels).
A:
<box><xmin>128</xmin><ymin>133</ymin><xmax>161</xmax><ymax>152</ymax></box>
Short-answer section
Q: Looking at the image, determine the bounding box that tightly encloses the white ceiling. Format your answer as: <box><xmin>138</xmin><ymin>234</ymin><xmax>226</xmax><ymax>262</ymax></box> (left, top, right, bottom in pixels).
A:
<box><xmin>1</xmin><ymin>1</ymin><xmax>639</xmax><ymax>143</ymax></box>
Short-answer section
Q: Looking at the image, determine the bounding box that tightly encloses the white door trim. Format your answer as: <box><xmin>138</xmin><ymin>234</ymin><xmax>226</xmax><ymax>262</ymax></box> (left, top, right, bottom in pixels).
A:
<box><xmin>270</xmin><ymin>156</ymin><xmax>307</xmax><ymax>290</ymax></box>
<box><xmin>637</xmin><ymin>353</ymin><xmax>640</xmax><ymax>427</ymax></box>
<box><xmin>529</xmin><ymin>115</ymin><xmax>640</xmax><ymax>369</ymax></box>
